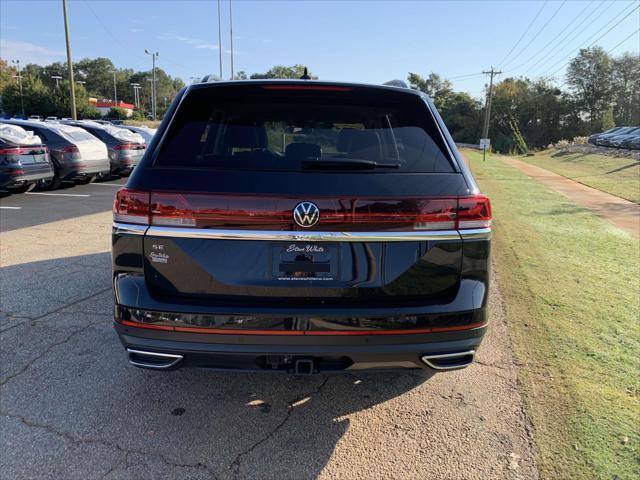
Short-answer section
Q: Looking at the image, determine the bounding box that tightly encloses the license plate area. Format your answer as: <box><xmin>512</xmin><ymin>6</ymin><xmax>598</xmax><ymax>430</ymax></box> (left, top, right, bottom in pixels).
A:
<box><xmin>272</xmin><ymin>243</ymin><xmax>339</xmax><ymax>281</ymax></box>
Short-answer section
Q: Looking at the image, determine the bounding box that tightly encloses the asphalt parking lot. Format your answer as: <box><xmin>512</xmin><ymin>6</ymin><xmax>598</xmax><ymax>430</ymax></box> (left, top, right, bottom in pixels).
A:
<box><xmin>0</xmin><ymin>182</ymin><xmax>538</xmax><ymax>480</ymax></box>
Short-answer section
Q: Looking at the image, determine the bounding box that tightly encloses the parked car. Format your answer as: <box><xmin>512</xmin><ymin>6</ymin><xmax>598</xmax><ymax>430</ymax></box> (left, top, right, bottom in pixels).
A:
<box><xmin>596</xmin><ymin>126</ymin><xmax>639</xmax><ymax>147</ymax></box>
<box><xmin>620</xmin><ymin>133</ymin><xmax>640</xmax><ymax>150</ymax></box>
<box><xmin>28</xmin><ymin>115</ymin><xmax>42</xmax><ymax>121</ymax></box>
<box><xmin>63</xmin><ymin>121</ymin><xmax>145</xmax><ymax>175</ymax></box>
<box><xmin>0</xmin><ymin>123</ymin><xmax>53</xmax><ymax>192</ymax></box>
<box><xmin>45</xmin><ymin>116</ymin><xmax>58</xmax><ymax>121</ymax></box>
<box><xmin>121</xmin><ymin>125</ymin><xmax>156</xmax><ymax>144</ymax></box>
<box><xmin>588</xmin><ymin>127</ymin><xmax>624</xmax><ymax>145</ymax></box>
<box><xmin>112</xmin><ymin>80</ymin><xmax>492</xmax><ymax>373</ymax></box>
<box><xmin>2</xmin><ymin>119</ymin><xmax>111</xmax><ymax>188</ymax></box>
<box><xmin>607</xmin><ymin>127</ymin><xmax>640</xmax><ymax>148</ymax></box>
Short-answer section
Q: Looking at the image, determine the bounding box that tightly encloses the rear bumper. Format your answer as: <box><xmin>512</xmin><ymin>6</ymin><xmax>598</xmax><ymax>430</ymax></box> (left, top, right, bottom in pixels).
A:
<box><xmin>1</xmin><ymin>166</ymin><xmax>54</xmax><ymax>187</ymax></box>
<box><xmin>60</xmin><ymin>161</ymin><xmax>110</xmax><ymax>180</ymax></box>
<box><xmin>115</xmin><ymin>320</ymin><xmax>486</xmax><ymax>372</ymax></box>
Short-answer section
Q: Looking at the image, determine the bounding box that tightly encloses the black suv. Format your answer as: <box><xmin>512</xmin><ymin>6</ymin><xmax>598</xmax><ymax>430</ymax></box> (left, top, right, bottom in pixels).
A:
<box><xmin>112</xmin><ymin>80</ymin><xmax>491</xmax><ymax>373</ymax></box>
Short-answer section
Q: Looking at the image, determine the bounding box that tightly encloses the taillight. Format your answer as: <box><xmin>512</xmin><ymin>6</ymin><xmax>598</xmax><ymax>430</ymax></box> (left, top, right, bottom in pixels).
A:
<box><xmin>142</xmin><ymin>193</ymin><xmax>491</xmax><ymax>231</ymax></box>
<box><xmin>113</xmin><ymin>188</ymin><xmax>150</xmax><ymax>224</ymax></box>
<box><xmin>457</xmin><ymin>195</ymin><xmax>492</xmax><ymax>229</ymax></box>
<box><xmin>114</xmin><ymin>144</ymin><xmax>144</xmax><ymax>150</ymax></box>
<box><xmin>62</xmin><ymin>145</ymin><xmax>79</xmax><ymax>153</ymax></box>
<box><xmin>0</xmin><ymin>146</ymin><xmax>47</xmax><ymax>155</ymax></box>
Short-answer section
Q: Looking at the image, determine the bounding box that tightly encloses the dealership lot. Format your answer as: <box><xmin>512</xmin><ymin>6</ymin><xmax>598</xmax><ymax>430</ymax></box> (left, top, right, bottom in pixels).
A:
<box><xmin>0</xmin><ymin>186</ymin><xmax>537</xmax><ymax>479</ymax></box>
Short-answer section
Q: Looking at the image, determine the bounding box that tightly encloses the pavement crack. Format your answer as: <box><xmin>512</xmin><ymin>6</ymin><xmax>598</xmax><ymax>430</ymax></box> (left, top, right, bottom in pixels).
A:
<box><xmin>0</xmin><ymin>287</ymin><xmax>111</xmax><ymax>334</ymax></box>
<box><xmin>228</xmin><ymin>376</ymin><xmax>330</xmax><ymax>475</ymax></box>
<box><xmin>0</xmin><ymin>321</ymin><xmax>101</xmax><ymax>387</ymax></box>
<box><xmin>1</xmin><ymin>412</ymin><xmax>218</xmax><ymax>479</ymax></box>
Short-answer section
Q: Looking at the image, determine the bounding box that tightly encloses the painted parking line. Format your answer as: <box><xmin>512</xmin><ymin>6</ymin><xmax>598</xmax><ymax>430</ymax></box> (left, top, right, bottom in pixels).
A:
<box><xmin>0</xmin><ymin>206</ymin><xmax>22</xmax><ymax>210</ymax></box>
<box><xmin>89</xmin><ymin>183</ymin><xmax>124</xmax><ymax>187</ymax></box>
<box><xmin>25</xmin><ymin>192</ymin><xmax>90</xmax><ymax>198</ymax></box>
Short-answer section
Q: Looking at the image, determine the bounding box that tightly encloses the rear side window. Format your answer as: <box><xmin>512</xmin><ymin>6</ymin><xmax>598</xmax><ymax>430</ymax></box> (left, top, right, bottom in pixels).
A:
<box><xmin>154</xmin><ymin>85</ymin><xmax>454</xmax><ymax>173</ymax></box>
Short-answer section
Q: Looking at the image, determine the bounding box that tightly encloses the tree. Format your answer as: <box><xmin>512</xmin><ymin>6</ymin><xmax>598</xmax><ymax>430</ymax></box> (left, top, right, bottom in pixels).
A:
<box><xmin>0</xmin><ymin>59</ymin><xmax>17</xmax><ymax>93</ymax></box>
<box><xmin>408</xmin><ymin>72</ymin><xmax>453</xmax><ymax>110</ymax></box>
<box><xmin>250</xmin><ymin>65</ymin><xmax>317</xmax><ymax>79</ymax></box>
<box><xmin>611</xmin><ymin>52</ymin><xmax>640</xmax><ymax>125</ymax></box>
<box><xmin>1</xmin><ymin>74</ymin><xmax>54</xmax><ymax>116</ymax></box>
<box><xmin>438</xmin><ymin>92</ymin><xmax>483</xmax><ymax>144</ymax></box>
<box><xmin>566</xmin><ymin>47</ymin><xmax>614</xmax><ymax>129</ymax></box>
<box><xmin>107</xmin><ymin>107</ymin><xmax>129</xmax><ymax>120</ymax></box>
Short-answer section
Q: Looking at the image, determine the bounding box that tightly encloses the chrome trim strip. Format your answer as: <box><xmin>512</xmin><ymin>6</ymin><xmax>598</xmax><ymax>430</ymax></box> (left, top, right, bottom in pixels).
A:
<box><xmin>144</xmin><ymin>226</ymin><xmax>462</xmax><ymax>242</ymax></box>
<box><xmin>126</xmin><ymin>349</ymin><xmax>183</xmax><ymax>369</ymax></box>
<box><xmin>421</xmin><ymin>350</ymin><xmax>475</xmax><ymax>370</ymax></box>
<box><xmin>112</xmin><ymin>222</ymin><xmax>148</xmax><ymax>236</ymax></box>
<box><xmin>459</xmin><ymin>228</ymin><xmax>491</xmax><ymax>240</ymax></box>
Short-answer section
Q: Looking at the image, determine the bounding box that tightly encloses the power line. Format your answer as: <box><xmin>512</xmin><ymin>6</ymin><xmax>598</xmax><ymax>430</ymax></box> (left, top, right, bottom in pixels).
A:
<box><xmin>505</xmin><ymin>0</ymin><xmax>601</xmax><ymax>75</ymax></box>
<box><xmin>497</xmin><ymin>1</ymin><xmax>548</xmax><ymax>67</ymax></box>
<box><xmin>501</xmin><ymin>0</ymin><xmax>568</xmax><ymax>69</ymax></box>
<box><xmin>519</xmin><ymin>1</ymin><xmax>610</xmax><ymax>76</ymax></box>
<box><xmin>544</xmin><ymin>3</ymin><xmax>640</xmax><ymax>77</ymax></box>
<box><xmin>606</xmin><ymin>28</ymin><xmax>640</xmax><ymax>54</ymax></box>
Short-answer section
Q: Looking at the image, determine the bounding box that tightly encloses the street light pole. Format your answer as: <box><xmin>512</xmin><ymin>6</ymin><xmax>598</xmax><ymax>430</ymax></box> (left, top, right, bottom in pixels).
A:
<box><xmin>62</xmin><ymin>0</ymin><xmax>77</xmax><ymax>119</ymax></box>
<box><xmin>217</xmin><ymin>0</ymin><xmax>223</xmax><ymax>78</ymax></box>
<box><xmin>144</xmin><ymin>49</ymin><xmax>158</xmax><ymax>120</ymax></box>
<box><xmin>11</xmin><ymin>59</ymin><xmax>24</xmax><ymax>116</ymax></box>
<box><xmin>130</xmin><ymin>83</ymin><xmax>140</xmax><ymax>108</ymax></box>
<box><xmin>229</xmin><ymin>0</ymin><xmax>234</xmax><ymax>80</ymax></box>
<box><xmin>51</xmin><ymin>75</ymin><xmax>62</xmax><ymax>88</ymax></box>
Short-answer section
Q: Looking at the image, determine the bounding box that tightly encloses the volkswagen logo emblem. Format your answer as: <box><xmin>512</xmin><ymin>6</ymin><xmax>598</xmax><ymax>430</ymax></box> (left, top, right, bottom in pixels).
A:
<box><xmin>293</xmin><ymin>202</ymin><xmax>320</xmax><ymax>228</ymax></box>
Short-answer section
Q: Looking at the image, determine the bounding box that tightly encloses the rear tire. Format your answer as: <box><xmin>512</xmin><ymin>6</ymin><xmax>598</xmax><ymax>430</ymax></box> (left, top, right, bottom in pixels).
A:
<box><xmin>7</xmin><ymin>182</ymin><xmax>36</xmax><ymax>194</ymax></box>
<box><xmin>95</xmin><ymin>172</ymin><xmax>112</xmax><ymax>182</ymax></box>
<box><xmin>75</xmin><ymin>175</ymin><xmax>96</xmax><ymax>185</ymax></box>
<box><xmin>39</xmin><ymin>170</ymin><xmax>62</xmax><ymax>191</ymax></box>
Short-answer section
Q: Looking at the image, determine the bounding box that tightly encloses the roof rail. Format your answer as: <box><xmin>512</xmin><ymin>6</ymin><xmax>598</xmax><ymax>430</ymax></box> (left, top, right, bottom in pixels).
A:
<box><xmin>383</xmin><ymin>79</ymin><xmax>409</xmax><ymax>88</ymax></box>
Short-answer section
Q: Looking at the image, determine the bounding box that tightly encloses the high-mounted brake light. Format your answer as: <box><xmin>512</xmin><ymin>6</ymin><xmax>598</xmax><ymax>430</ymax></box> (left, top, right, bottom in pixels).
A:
<box><xmin>113</xmin><ymin>188</ymin><xmax>150</xmax><ymax>225</ymax></box>
<box><xmin>261</xmin><ymin>85</ymin><xmax>353</xmax><ymax>92</ymax></box>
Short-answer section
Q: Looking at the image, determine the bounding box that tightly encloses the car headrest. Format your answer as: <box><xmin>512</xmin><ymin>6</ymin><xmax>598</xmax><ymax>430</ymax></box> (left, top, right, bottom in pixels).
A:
<box><xmin>285</xmin><ymin>142</ymin><xmax>321</xmax><ymax>159</ymax></box>
<box><xmin>225</xmin><ymin>124</ymin><xmax>267</xmax><ymax>149</ymax></box>
<box><xmin>337</xmin><ymin>129</ymin><xmax>357</xmax><ymax>152</ymax></box>
<box><xmin>349</xmin><ymin>130</ymin><xmax>382</xmax><ymax>161</ymax></box>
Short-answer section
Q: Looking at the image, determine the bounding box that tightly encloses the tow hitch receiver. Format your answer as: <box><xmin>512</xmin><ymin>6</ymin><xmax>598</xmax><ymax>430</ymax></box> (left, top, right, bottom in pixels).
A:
<box><xmin>293</xmin><ymin>358</ymin><xmax>315</xmax><ymax>375</ymax></box>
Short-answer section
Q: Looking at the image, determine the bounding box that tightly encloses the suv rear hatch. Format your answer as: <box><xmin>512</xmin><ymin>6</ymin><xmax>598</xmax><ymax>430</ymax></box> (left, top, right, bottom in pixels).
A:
<box><xmin>118</xmin><ymin>83</ymin><xmax>488</xmax><ymax>308</ymax></box>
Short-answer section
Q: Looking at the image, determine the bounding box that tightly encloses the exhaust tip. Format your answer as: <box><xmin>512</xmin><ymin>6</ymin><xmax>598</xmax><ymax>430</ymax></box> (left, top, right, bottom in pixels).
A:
<box><xmin>127</xmin><ymin>349</ymin><xmax>183</xmax><ymax>369</ymax></box>
<box><xmin>421</xmin><ymin>350</ymin><xmax>475</xmax><ymax>370</ymax></box>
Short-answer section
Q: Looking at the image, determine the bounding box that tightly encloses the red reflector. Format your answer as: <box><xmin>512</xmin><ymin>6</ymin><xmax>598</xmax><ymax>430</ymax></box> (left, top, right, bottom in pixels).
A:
<box><xmin>457</xmin><ymin>195</ymin><xmax>492</xmax><ymax>229</ymax></box>
<box><xmin>261</xmin><ymin>85</ymin><xmax>353</xmax><ymax>92</ymax></box>
<box><xmin>113</xmin><ymin>188</ymin><xmax>150</xmax><ymax>225</ymax></box>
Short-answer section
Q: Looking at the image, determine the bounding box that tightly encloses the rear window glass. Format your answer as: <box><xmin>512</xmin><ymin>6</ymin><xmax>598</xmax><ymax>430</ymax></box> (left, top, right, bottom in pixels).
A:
<box><xmin>154</xmin><ymin>85</ymin><xmax>454</xmax><ymax>173</ymax></box>
<box><xmin>65</xmin><ymin>130</ymin><xmax>97</xmax><ymax>142</ymax></box>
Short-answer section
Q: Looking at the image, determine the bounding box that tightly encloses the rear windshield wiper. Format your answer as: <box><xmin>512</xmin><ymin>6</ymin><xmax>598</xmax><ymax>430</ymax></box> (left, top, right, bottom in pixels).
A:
<box><xmin>302</xmin><ymin>157</ymin><xmax>400</xmax><ymax>170</ymax></box>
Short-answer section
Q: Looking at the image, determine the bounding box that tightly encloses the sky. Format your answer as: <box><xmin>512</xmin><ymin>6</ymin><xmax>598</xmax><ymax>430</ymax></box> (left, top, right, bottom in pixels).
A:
<box><xmin>1</xmin><ymin>0</ymin><xmax>638</xmax><ymax>99</ymax></box>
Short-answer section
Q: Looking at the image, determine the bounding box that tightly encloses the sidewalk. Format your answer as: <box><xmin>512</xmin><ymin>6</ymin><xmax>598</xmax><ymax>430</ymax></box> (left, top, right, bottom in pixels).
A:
<box><xmin>502</xmin><ymin>156</ymin><xmax>640</xmax><ymax>238</ymax></box>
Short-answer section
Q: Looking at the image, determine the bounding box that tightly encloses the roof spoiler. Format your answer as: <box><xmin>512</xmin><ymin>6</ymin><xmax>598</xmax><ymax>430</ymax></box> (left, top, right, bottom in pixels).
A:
<box><xmin>383</xmin><ymin>79</ymin><xmax>409</xmax><ymax>88</ymax></box>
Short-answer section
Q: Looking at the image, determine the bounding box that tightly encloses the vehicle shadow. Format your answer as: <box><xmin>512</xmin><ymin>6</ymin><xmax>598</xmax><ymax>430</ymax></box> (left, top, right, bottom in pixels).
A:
<box><xmin>0</xmin><ymin>252</ymin><xmax>433</xmax><ymax>479</ymax></box>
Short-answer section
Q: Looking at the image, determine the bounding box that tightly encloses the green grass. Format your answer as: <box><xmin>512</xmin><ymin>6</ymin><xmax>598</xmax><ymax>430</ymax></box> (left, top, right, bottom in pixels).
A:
<box><xmin>464</xmin><ymin>149</ymin><xmax>640</xmax><ymax>480</ymax></box>
<box><xmin>520</xmin><ymin>148</ymin><xmax>640</xmax><ymax>204</ymax></box>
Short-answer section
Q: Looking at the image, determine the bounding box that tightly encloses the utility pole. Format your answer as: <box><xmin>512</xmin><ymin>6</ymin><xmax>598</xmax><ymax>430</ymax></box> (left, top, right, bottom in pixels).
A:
<box><xmin>11</xmin><ymin>59</ymin><xmax>24</xmax><ymax>116</ymax></box>
<box><xmin>112</xmin><ymin>71</ymin><xmax>118</xmax><ymax>105</ymax></box>
<box><xmin>62</xmin><ymin>0</ymin><xmax>77</xmax><ymax>119</ymax></box>
<box><xmin>229</xmin><ymin>0</ymin><xmax>234</xmax><ymax>79</ymax></box>
<box><xmin>217</xmin><ymin>0</ymin><xmax>223</xmax><ymax>78</ymax></box>
<box><xmin>481</xmin><ymin>67</ymin><xmax>501</xmax><ymax>141</ymax></box>
<box><xmin>144</xmin><ymin>49</ymin><xmax>159</xmax><ymax>120</ymax></box>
